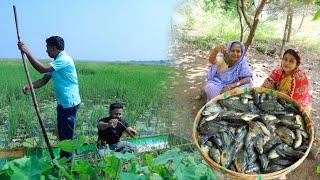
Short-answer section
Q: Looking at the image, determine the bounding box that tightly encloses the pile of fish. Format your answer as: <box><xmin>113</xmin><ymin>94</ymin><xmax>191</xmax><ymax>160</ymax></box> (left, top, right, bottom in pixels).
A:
<box><xmin>197</xmin><ymin>91</ymin><xmax>310</xmax><ymax>174</ymax></box>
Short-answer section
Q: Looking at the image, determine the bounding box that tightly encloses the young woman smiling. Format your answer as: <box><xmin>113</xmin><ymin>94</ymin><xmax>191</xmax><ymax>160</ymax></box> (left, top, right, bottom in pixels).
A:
<box><xmin>262</xmin><ymin>49</ymin><xmax>312</xmax><ymax>115</ymax></box>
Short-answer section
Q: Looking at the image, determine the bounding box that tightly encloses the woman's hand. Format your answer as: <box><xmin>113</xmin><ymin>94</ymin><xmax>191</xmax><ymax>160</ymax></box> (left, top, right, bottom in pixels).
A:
<box><xmin>214</xmin><ymin>45</ymin><xmax>227</xmax><ymax>54</ymax></box>
<box><xmin>209</xmin><ymin>45</ymin><xmax>227</xmax><ymax>64</ymax></box>
<box><xmin>220</xmin><ymin>86</ymin><xmax>230</xmax><ymax>93</ymax></box>
<box><xmin>220</xmin><ymin>84</ymin><xmax>234</xmax><ymax>93</ymax></box>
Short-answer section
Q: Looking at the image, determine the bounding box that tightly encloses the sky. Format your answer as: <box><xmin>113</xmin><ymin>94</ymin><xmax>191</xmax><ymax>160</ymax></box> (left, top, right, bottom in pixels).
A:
<box><xmin>1</xmin><ymin>0</ymin><xmax>180</xmax><ymax>61</ymax></box>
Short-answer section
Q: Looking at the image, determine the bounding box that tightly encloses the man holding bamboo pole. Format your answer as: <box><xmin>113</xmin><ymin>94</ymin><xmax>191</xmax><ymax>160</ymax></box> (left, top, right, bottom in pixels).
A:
<box><xmin>18</xmin><ymin>36</ymin><xmax>81</xmax><ymax>159</ymax></box>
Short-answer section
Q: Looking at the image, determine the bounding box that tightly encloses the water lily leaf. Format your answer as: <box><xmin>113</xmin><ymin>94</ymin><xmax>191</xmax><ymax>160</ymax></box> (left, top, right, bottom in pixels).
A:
<box><xmin>52</xmin><ymin>159</ymin><xmax>74</xmax><ymax>180</ymax></box>
<box><xmin>150</xmin><ymin>173</ymin><xmax>163</xmax><ymax>180</ymax></box>
<box><xmin>47</xmin><ymin>174</ymin><xmax>59</xmax><ymax>180</ymax></box>
<box><xmin>153</xmin><ymin>148</ymin><xmax>180</xmax><ymax>166</ymax></box>
<box><xmin>154</xmin><ymin>164</ymin><xmax>173</xmax><ymax>179</ymax></box>
<box><xmin>120</xmin><ymin>172</ymin><xmax>139</xmax><ymax>180</ymax></box>
<box><xmin>58</xmin><ymin>140</ymin><xmax>73</xmax><ymax>153</ymax></box>
<box><xmin>22</xmin><ymin>141</ymin><xmax>34</xmax><ymax>148</ymax></box>
<box><xmin>47</xmin><ymin>133</ymin><xmax>58</xmax><ymax>141</ymax></box>
<box><xmin>7</xmin><ymin>157</ymin><xmax>41</xmax><ymax>180</ymax></box>
<box><xmin>139</xmin><ymin>166</ymin><xmax>151</xmax><ymax>176</ymax></box>
<box><xmin>73</xmin><ymin>160</ymin><xmax>97</xmax><ymax>179</ymax></box>
<box><xmin>38</xmin><ymin>158</ymin><xmax>52</xmax><ymax>174</ymax></box>
<box><xmin>196</xmin><ymin>163</ymin><xmax>216</xmax><ymax>179</ymax></box>
<box><xmin>103</xmin><ymin>153</ymin><xmax>121</xmax><ymax>177</ymax></box>
<box><xmin>145</xmin><ymin>153</ymin><xmax>154</xmax><ymax>169</ymax></box>
<box><xmin>174</xmin><ymin>163</ymin><xmax>186</xmax><ymax>180</ymax></box>
<box><xmin>130</xmin><ymin>161</ymin><xmax>138</xmax><ymax>173</ymax></box>
<box><xmin>115</xmin><ymin>152</ymin><xmax>136</xmax><ymax>160</ymax></box>
<box><xmin>58</xmin><ymin>139</ymin><xmax>85</xmax><ymax>153</ymax></box>
<box><xmin>22</xmin><ymin>137</ymin><xmax>38</xmax><ymax>148</ymax></box>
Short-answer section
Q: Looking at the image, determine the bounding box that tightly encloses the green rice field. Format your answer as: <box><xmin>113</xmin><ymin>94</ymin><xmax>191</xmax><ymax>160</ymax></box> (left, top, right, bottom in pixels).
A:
<box><xmin>0</xmin><ymin>59</ymin><xmax>174</xmax><ymax>149</ymax></box>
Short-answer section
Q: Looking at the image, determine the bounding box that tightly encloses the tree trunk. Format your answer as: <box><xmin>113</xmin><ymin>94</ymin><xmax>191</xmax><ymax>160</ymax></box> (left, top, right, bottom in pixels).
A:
<box><xmin>280</xmin><ymin>1</ymin><xmax>292</xmax><ymax>56</ymax></box>
<box><xmin>286</xmin><ymin>5</ymin><xmax>293</xmax><ymax>42</ymax></box>
<box><xmin>240</xmin><ymin>0</ymin><xmax>252</xmax><ymax>29</ymax></box>
<box><xmin>298</xmin><ymin>3</ymin><xmax>311</xmax><ymax>30</ymax></box>
<box><xmin>245</xmin><ymin>17</ymin><xmax>259</xmax><ymax>51</ymax></box>
<box><xmin>298</xmin><ymin>13</ymin><xmax>306</xmax><ymax>30</ymax></box>
<box><xmin>237</xmin><ymin>0</ymin><xmax>244</xmax><ymax>42</ymax></box>
<box><xmin>244</xmin><ymin>0</ymin><xmax>267</xmax><ymax>52</ymax></box>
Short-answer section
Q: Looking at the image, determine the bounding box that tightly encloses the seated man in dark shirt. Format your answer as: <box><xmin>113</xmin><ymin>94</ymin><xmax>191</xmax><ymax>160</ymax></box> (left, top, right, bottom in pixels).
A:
<box><xmin>97</xmin><ymin>103</ymin><xmax>138</xmax><ymax>154</ymax></box>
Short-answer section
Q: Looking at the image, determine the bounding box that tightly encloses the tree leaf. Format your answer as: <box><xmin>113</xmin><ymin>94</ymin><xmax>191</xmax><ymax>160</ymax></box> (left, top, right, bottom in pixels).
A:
<box><xmin>317</xmin><ymin>164</ymin><xmax>320</xmax><ymax>174</ymax></box>
<box><xmin>313</xmin><ymin>10</ymin><xmax>320</xmax><ymax>21</ymax></box>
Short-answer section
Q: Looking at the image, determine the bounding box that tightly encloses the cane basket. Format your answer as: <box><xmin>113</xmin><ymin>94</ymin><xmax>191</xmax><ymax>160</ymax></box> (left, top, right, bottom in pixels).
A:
<box><xmin>192</xmin><ymin>87</ymin><xmax>314</xmax><ymax>180</ymax></box>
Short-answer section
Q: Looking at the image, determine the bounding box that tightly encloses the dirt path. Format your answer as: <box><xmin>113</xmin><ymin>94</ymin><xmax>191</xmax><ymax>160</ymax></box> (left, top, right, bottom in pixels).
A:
<box><xmin>168</xmin><ymin>41</ymin><xmax>320</xmax><ymax>179</ymax></box>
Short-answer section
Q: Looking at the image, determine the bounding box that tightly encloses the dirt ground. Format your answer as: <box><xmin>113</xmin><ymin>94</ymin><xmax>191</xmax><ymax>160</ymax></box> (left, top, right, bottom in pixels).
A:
<box><xmin>168</xmin><ymin>41</ymin><xmax>320</xmax><ymax>179</ymax></box>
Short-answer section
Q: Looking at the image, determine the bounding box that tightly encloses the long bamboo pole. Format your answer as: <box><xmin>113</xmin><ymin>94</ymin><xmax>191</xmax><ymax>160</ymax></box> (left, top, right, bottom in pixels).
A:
<box><xmin>13</xmin><ymin>5</ymin><xmax>55</xmax><ymax>160</ymax></box>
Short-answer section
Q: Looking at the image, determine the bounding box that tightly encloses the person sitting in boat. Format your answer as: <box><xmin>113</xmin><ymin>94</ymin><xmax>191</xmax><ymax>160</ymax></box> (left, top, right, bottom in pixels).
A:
<box><xmin>262</xmin><ymin>49</ymin><xmax>312</xmax><ymax>116</ymax></box>
<box><xmin>204</xmin><ymin>40</ymin><xmax>253</xmax><ymax>102</ymax></box>
<box><xmin>97</xmin><ymin>103</ymin><xmax>138</xmax><ymax>154</ymax></box>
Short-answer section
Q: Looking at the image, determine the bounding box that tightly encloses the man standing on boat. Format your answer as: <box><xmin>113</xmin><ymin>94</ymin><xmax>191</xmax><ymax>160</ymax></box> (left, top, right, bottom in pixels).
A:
<box><xmin>97</xmin><ymin>103</ymin><xmax>138</xmax><ymax>154</ymax></box>
<box><xmin>18</xmin><ymin>36</ymin><xmax>81</xmax><ymax>159</ymax></box>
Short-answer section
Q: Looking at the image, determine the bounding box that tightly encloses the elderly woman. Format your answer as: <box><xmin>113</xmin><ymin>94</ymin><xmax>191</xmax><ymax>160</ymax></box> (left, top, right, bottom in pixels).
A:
<box><xmin>204</xmin><ymin>40</ymin><xmax>253</xmax><ymax>101</ymax></box>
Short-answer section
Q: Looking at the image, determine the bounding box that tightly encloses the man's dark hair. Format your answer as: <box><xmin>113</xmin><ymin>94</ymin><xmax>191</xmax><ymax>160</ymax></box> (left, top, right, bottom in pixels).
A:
<box><xmin>109</xmin><ymin>103</ymin><xmax>123</xmax><ymax>111</ymax></box>
<box><xmin>46</xmin><ymin>36</ymin><xmax>64</xmax><ymax>50</ymax></box>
